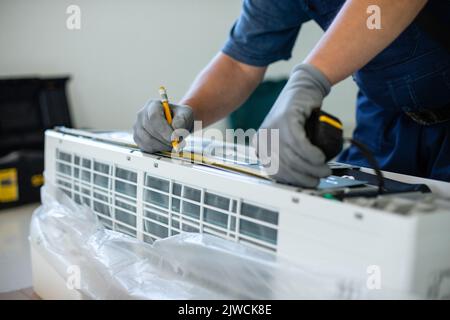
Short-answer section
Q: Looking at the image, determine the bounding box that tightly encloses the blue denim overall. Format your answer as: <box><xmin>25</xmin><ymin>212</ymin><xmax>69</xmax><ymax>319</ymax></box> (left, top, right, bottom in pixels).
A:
<box><xmin>222</xmin><ymin>0</ymin><xmax>450</xmax><ymax>181</ymax></box>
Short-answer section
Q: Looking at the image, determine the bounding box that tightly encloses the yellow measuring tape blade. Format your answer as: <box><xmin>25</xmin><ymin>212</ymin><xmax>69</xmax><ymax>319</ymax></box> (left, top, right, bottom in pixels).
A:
<box><xmin>319</xmin><ymin>115</ymin><xmax>343</xmax><ymax>130</ymax></box>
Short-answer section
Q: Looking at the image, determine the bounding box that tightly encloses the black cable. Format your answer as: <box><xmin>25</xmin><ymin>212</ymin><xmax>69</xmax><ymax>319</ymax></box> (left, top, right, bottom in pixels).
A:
<box><xmin>344</xmin><ymin>138</ymin><xmax>385</xmax><ymax>194</ymax></box>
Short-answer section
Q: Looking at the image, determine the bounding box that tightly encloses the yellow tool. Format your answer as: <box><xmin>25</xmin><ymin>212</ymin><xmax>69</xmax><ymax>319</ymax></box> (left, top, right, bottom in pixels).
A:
<box><xmin>0</xmin><ymin>168</ymin><xmax>19</xmax><ymax>203</ymax></box>
<box><xmin>305</xmin><ymin>109</ymin><xmax>344</xmax><ymax>161</ymax></box>
<box><xmin>159</xmin><ymin>86</ymin><xmax>179</xmax><ymax>150</ymax></box>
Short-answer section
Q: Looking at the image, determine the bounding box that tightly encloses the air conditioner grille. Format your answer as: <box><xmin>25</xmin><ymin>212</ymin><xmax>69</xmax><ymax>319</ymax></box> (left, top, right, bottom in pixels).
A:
<box><xmin>55</xmin><ymin>148</ymin><xmax>279</xmax><ymax>253</ymax></box>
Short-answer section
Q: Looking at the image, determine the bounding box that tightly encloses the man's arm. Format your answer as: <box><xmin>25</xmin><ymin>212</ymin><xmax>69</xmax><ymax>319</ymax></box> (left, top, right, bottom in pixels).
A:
<box><xmin>180</xmin><ymin>53</ymin><xmax>267</xmax><ymax>127</ymax></box>
<box><xmin>256</xmin><ymin>0</ymin><xmax>428</xmax><ymax>187</ymax></box>
<box><xmin>305</xmin><ymin>0</ymin><xmax>428</xmax><ymax>85</ymax></box>
<box><xmin>133</xmin><ymin>53</ymin><xmax>265</xmax><ymax>154</ymax></box>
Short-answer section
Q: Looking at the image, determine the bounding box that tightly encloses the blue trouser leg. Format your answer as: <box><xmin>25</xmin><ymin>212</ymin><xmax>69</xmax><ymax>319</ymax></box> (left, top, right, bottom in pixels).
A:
<box><xmin>338</xmin><ymin>91</ymin><xmax>450</xmax><ymax>182</ymax></box>
<box><xmin>422</xmin><ymin>122</ymin><xmax>450</xmax><ymax>182</ymax></box>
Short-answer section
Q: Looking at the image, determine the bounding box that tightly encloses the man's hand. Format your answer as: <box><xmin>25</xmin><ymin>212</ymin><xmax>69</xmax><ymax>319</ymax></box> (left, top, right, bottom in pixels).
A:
<box><xmin>255</xmin><ymin>64</ymin><xmax>332</xmax><ymax>188</ymax></box>
<box><xmin>133</xmin><ymin>100</ymin><xmax>194</xmax><ymax>153</ymax></box>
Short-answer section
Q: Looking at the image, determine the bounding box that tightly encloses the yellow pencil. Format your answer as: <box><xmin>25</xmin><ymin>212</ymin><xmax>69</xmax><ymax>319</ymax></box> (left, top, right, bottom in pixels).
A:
<box><xmin>159</xmin><ymin>86</ymin><xmax>179</xmax><ymax>149</ymax></box>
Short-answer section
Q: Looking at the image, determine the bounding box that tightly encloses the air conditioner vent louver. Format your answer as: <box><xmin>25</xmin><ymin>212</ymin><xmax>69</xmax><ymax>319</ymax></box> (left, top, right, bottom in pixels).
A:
<box><xmin>55</xmin><ymin>148</ymin><xmax>279</xmax><ymax>253</ymax></box>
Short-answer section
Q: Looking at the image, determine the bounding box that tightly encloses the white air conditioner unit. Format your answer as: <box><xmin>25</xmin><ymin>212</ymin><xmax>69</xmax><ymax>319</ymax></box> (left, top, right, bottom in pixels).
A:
<box><xmin>31</xmin><ymin>129</ymin><xmax>450</xmax><ymax>299</ymax></box>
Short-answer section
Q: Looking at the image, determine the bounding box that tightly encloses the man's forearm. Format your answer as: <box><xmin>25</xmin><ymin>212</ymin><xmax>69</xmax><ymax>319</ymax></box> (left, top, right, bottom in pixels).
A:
<box><xmin>305</xmin><ymin>0</ymin><xmax>428</xmax><ymax>85</ymax></box>
<box><xmin>180</xmin><ymin>53</ymin><xmax>266</xmax><ymax>127</ymax></box>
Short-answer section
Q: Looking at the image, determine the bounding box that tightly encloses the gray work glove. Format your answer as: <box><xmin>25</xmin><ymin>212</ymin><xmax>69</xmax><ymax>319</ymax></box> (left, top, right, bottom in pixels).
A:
<box><xmin>133</xmin><ymin>100</ymin><xmax>194</xmax><ymax>153</ymax></box>
<box><xmin>255</xmin><ymin>63</ymin><xmax>332</xmax><ymax>188</ymax></box>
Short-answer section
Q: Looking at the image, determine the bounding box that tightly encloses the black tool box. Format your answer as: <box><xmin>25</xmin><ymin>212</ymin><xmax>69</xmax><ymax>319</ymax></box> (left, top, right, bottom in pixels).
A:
<box><xmin>0</xmin><ymin>77</ymin><xmax>72</xmax><ymax>209</ymax></box>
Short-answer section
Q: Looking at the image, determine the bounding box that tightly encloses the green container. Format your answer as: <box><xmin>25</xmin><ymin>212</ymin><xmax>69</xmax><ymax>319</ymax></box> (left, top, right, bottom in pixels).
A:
<box><xmin>229</xmin><ymin>79</ymin><xmax>287</xmax><ymax>131</ymax></box>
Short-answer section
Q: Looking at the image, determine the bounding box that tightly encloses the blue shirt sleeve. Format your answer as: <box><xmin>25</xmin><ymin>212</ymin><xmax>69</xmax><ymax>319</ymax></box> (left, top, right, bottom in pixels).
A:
<box><xmin>222</xmin><ymin>0</ymin><xmax>311</xmax><ymax>67</ymax></box>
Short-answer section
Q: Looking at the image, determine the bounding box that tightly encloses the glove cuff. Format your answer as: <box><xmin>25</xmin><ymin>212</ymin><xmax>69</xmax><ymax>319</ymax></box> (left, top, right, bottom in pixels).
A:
<box><xmin>292</xmin><ymin>63</ymin><xmax>332</xmax><ymax>97</ymax></box>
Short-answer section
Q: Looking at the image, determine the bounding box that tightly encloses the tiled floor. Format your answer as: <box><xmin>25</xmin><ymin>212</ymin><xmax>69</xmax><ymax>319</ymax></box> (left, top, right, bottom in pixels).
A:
<box><xmin>0</xmin><ymin>203</ymin><xmax>39</xmax><ymax>293</ymax></box>
<box><xmin>0</xmin><ymin>287</ymin><xmax>41</xmax><ymax>300</ymax></box>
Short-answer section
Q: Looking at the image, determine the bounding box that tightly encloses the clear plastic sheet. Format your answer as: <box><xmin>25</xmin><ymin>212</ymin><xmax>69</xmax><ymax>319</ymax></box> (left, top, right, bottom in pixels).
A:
<box><xmin>29</xmin><ymin>183</ymin><xmax>414</xmax><ymax>299</ymax></box>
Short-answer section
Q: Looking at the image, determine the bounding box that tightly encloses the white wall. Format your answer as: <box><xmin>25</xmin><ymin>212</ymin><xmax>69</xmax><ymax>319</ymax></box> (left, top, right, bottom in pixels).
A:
<box><xmin>0</xmin><ymin>0</ymin><xmax>357</xmax><ymax>134</ymax></box>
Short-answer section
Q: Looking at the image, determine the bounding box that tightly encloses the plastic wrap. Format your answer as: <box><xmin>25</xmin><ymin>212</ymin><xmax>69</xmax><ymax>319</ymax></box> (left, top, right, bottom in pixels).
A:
<box><xmin>30</xmin><ymin>183</ymin><xmax>413</xmax><ymax>299</ymax></box>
